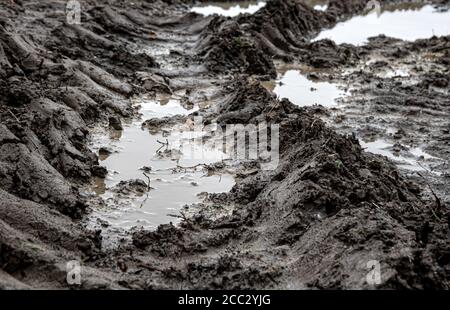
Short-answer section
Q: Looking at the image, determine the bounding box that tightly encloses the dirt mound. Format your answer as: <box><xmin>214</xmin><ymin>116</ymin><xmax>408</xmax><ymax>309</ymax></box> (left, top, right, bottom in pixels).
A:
<box><xmin>195</xmin><ymin>17</ymin><xmax>277</xmax><ymax>78</ymax></box>
<box><xmin>119</xmin><ymin>77</ymin><xmax>448</xmax><ymax>289</ymax></box>
<box><xmin>195</xmin><ymin>0</ymin><xmax>372</xmax><ymax>75</ymax></box>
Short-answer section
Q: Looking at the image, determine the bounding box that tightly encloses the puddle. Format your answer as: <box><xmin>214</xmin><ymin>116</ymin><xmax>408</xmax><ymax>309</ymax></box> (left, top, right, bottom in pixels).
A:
<box><xmin>262</xmin><ymin>68</ymin><xmax>347</xmax><ymax>107</ymax></box>
<box><xmin>360</xmin><ymin>139</ymin><xmax>440</xmax><ymax>174</ymax></box>
<box><xmin>86</xmin><ymin>96</ymin><xmax>235</xmax><ymax>233</ymax></box>
<box><xmin>313</xmin><ymin>4</ymin><xmax>328</xmax><ymax>11</ymax></box>
<box><xmin>191</xmin><ymin>1</ymin><xmax>266</xmax><ymax>17</ymax></box>
<box><xmin>313</xmin><ymin>4</ymin><xmax>450</xmax><ymax>45</ymax></box>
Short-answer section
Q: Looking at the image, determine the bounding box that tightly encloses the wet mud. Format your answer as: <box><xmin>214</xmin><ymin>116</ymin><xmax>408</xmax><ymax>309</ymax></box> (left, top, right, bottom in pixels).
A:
<box><xmin>0</xmin><ymin>0</ymin><xmax>449</xmax><ymax>289</ymax></box>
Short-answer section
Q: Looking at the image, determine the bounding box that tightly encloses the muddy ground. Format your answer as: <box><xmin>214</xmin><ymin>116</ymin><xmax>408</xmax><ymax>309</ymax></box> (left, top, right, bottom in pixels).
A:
<box><xmin>0</xmin><ymin>0</ymin><xmax>449</xmax><ymax>289</ymax></box>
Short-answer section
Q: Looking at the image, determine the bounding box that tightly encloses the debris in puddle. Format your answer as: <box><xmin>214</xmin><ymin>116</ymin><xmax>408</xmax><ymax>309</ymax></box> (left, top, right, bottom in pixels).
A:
<box><xmin>87</xmin><ymin>95</ymin><xmax>235</xmax><ymax>232</ymax></box>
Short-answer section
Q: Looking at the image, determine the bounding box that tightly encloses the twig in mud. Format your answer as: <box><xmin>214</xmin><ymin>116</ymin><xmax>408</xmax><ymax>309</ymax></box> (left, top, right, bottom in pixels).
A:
<box><xmin>322</xmin><ymin>137</ymin><xmax>332</xmax><ymax>147</ymax></box>
<box><xmin>167</xmin><ymin>211</ymin><xmax>194</xmax><ymax>228</ymax></box>
<box><xmin>156</xmin><ymin>144</ymin><xmax>165</xmax><ymax>153</ymax></box>
<box><xmin>157</xmin><ymin>139</ymin><xmax>169</xmax><ymax>146</ymax></box>
<box><xmin>177</xmin><ymin>163</ymin><xmax>205</xmax><ymax>170</ymax></box>
<box><xmin>165</xmin><ymin>163</ymin><xmax>209</xmax><ymax>174</ymax></box>
<box><xmin>416</xmin><ymin>171</ymin><xmax>442</xmax><ymax>220</ymax></box>
<box><xmin>156</xmin><ymin>139</ymin><xmax>169</xmax><ymax>153</ymax></box>
<box><xmin>371</xmin><ymin>202</ymin><xmax>381</xmax><ymax>210</ymax></box>
<box><xmin>6</xmin><ymin>108</ymin><xmax>20</xmax><ymax>122</ymax></box>
<box><xmin>143</xmin><ymin>172</ymin><xmax>152</xmax><ymax>191</ymax></box>
<box><xmin>139</xmin><ymin>172</ymin><xmax>152</xmax><ymax>208</ymax></box>
<box><xmin>282</xmin><ymin>210</ymin><xmax>294</xmax><ymax>219</ymax></box>
<box><xmin>167</xmin><ymin>212</ymin><xmax>187</xmax><ymax>221</ymax></box>
<box><xmin>268</xmin><ymin>101</ymin><xmax>279</xmax><ymax>114</ymax></box>
<box><xmin>155</xmin><ymin>139</ymin><xmax>169</xmax><ymax>153</ymax></box>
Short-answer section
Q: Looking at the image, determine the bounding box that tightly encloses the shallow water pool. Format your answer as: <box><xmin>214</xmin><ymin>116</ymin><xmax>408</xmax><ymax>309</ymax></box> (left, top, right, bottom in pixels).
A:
<box><xmin>87</xmin><ymin>96</ymin><xmax>235</xmax><ymax>232</ymax></box>
<box><xmin>191</xmin><ymin>1</ymin><xmax>266</xmax><ymax>17</ymax></box>
<box><xmin>262</xmin><ymin>67</ymin><xmax>347</xmax><ymax>107</ymax></box>
<box><xmin>313</xmin><ymin>4</ymin><xmax>450</xmax><ymax>45</ymax></box>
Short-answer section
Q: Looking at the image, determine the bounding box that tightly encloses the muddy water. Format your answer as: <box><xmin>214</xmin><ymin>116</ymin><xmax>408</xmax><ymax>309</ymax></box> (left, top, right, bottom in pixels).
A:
<box><xmin>86</xmin><ymin>95</ymin><xmax>235</xmax><ymax>235</ymax></box>
<box><xmin>314</xmin><ymin>4</ymin><xmax>450</xmax><ymax>45</ymax></box>
<box><xmin>262</xmin><ymin>64</ymin><xmax>348</xmax><ymax>107</ymax></box>
<box><xmin>191</xmin><ymin>1</ymin><xmax>266</xmax><ymax>17</ymax></box>
<box><xmin>360</xmin><ymin>139</ymin><xmax>441</xmax><ymax>174</ymax></box>
<box><xmin>263</xmin><ymin>63</ymin><xmax>443</xmax><ymax>174</ymax></box>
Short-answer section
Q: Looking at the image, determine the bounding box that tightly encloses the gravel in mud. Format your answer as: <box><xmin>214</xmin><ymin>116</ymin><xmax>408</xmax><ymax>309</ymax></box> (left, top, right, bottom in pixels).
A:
<box><xmin>0</xmin><ymin>0</ymin><xmax>448</xmax><ymax>289</ymax></box>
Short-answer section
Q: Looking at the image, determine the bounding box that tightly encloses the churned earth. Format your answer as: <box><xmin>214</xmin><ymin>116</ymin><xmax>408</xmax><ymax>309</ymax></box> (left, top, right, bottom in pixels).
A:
<box><xmin>0</xmin><ymin>0</ymin><xmax>448</xmax><ymax>289</ymax></box>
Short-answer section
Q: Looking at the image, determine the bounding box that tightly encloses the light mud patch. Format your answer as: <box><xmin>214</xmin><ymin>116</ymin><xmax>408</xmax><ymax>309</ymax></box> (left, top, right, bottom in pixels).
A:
<box><xmin>85</xmin><ymin>95</ymin><xmax>235</xmax><ymax>245</ymax></box>
<box><xmin>191</xmin><ymin>1</ymin><xmax>266</xmax><ymax>17</ymax></box>
<box><xmin>262</xmin><ymin>64</ymin><xmax>348</xmax><ymax>107</ymax></box>
<box><xmin>314</xmin><ymin>4</ymin><xmax>450</xmax><ymax>45</ymax></box>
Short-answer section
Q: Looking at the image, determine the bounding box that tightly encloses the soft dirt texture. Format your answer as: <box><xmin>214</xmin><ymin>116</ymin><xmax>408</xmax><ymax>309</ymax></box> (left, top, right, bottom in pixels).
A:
<box><xmin>0</xmin><ymin>0</ymin><xmax>449</xmax><ymax>289</ymax></box>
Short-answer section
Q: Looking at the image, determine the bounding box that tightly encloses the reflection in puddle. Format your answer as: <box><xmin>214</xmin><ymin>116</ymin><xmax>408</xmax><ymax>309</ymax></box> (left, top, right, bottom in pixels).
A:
<box><xmin>360</xmin><ymin>139</ymin><xmax>439</xmax><ymax>173</ymax></box>
<box><xmin>263</xmin><ymin>69</ymin><xmax>347</xmax><ymax>107</ymax></box>
<box><xmin>87</xmin><ymin>97</ymin><xmax>235</xmax><ymax>231</ymax></box>
<box><xmin>191</xmin><ymin>1</ymin><xmax>266</xmax><ymax>17</ymax></box>
<box><xmin>314</xmin><ymin>5</ymin><xmax>450</xmax><ymax>45</ymax></box>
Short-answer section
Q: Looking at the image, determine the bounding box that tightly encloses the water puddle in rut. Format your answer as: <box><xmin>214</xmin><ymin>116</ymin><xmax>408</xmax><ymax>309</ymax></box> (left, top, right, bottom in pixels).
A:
<box><xmin>86</xmin><ymin>95</ymin><xmax>235</xmax><ymax>234</ymax></box>
<box><xmin>360</xmin><ymin>138</ymin><xmax>441</xmax><ymax>174</ymax></box>
<box><xmin>314</xmin><ymin>4</ymin><xmax>450</xmax><ymax>45</ymax></box>
<box><xmin>191</xmin><ymin>1</ymin><xmax>266</xmax><ymax>17</ymax></box>
<box><xmin>264</xmin><ymin>63</ymin><xmax>441</xmax><ymax>174</ymax></box>
<box><xmin>262</xmin><ymin>65</ymin><xmax>348</xmax><ymax>107</ymax></box>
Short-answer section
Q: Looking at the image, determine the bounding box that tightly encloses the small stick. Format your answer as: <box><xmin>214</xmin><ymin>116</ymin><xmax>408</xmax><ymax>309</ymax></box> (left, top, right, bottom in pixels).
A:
<box><xmin>142</xmin><ymin>172</ymin><xmax>151</xmax><ymax>191</ymax></box>
<box><xmin>7</xmin><ymin>109</ymin><xmax>20</xmax><ymax>122</ymax></box>
<box><xmin>416</xmin><ymin>172</ymin><xmax>441</xmax><ymax>221</ymax></box>
<box><xmin>139</xmin><ymin>172</ymin><xmax>152</xmax><ymax>208</ymax></box>
<box><xmin>156</xmin><ymin>139</ymin><xmax>168</xmax><ymax>145</ymax></box>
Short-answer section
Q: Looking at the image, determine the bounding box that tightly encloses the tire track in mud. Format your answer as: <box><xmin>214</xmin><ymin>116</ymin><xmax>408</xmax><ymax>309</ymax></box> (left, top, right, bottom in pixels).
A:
<box><xmin>82</xmin><ymin>8</ymin><xmax>240</xmax><ymax>247</ymax></box>
<box><xmin>0</xmin><ymin>0</ymin><xmax>449</xmax><ymax>289</ymax></box>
